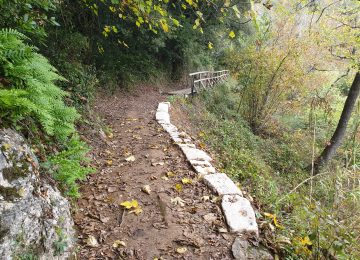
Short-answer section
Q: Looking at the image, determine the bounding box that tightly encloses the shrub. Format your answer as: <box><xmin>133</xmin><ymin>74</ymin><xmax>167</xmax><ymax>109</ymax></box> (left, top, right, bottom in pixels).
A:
<box><xmin>44</xmin><ymin>135</ymin><xmax>94</xmax><ymax>198</ymax></box>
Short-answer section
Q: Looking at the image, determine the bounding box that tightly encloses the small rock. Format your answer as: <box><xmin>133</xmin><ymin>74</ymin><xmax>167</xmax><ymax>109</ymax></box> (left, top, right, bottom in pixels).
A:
<box><xmin>232</xmin><ymin>238</ymin><xmax>249</xmax><ymax>259</ymax></box>
<box><xmin>141</xmin><ymin>185</ymin><xmax>151</xmax><ymax>195</ymax></box>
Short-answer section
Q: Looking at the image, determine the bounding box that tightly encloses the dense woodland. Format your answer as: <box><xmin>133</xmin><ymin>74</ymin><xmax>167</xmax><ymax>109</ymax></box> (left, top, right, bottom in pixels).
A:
<box><xmin>0</xmin><ymin>0</ymin><xmax>359</xmax><ymax>259</ymax></box>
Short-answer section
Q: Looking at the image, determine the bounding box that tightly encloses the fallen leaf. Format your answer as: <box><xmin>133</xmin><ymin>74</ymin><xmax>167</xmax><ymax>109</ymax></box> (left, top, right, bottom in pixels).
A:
<box><xmin>112</xmin><ymin>240</ymin><xmax>126</xmax><ymax>248</ymax></box>
<box><xmin>175</xmin><ymin>183</ymin><xmax>183</xmax><ymax>192</ymax></box>
<box><xmin>152</xmin><ymin>161</ymin><xmax>164</xmax><ymax>166</ymax></box>
<box><xmin>107</xmin><ymin>132</ymin><xmax>114</xmax><ymax>138</ymax></box>
<box><xmin>120</xmin><ymin>200</ymin><xmax>138</xmax><ymax>209</ymax></box>
<box><xmin>100</xmin><ymin>216</ymin><xmax>110</xmax><ymax>223</ymax></box>
<box><xmin>201</xmin><ymin>196</ymin><xmax>210</xmax><ymax>202</ymax></box>
<box><xmin>171</xmin><ymin>197</ymin><xmax>186</xmax><ymax>207</ymax></box>
<box><xmin>161</xmin><ymin>176</ymin><xmax>169</xmax><ymax>181</ymax></box>
<box><xmin>203</xmin><ymin>213</ymin><xmax>217</xmax><ymax>222</ymax></box>
<box><xmin>125</xmin><ymin>155</ymin><xmax>136</xmax><ymax>162</ymax></box>
<box><xmin>86</xmin><ymin>235</ymin><xmax>99</xmax><ymax>247</ymax></box>
<box><xmin>106</xmin><ymin>160</ymin><xmax>113</xmax><ymax>166</ymax></box>
<box><xmin>142</xmin><ymin>185</ymin><xmax>151</xmax><ymax>195</ymax></box>
<box><xmin>181</xmin><ymin>178</ymin><xmax>192</xmax><ymax>185</ymax></box>
<box><xmin>129</xmin><ymin>207</ymin><xmax>143</xmax><ymax>215</ymax></box>
<box><xmin>264</xmin><ymin>212</ymin><xmax>284</xmax><ymax>229</ymax></box>
<box><xmin>300</xmin><ymin>236</ymin><xmax>312</xmax><ymax>246</ymax></box>
<box><xmin>166</xmin><ymin>171</ymin><xmax>176</xmax><ymax>177</ymax></box>
<box><xmin>176</xmin><ymin>247</ymin><xmax>187</xmax><ymax>254</ymax></box>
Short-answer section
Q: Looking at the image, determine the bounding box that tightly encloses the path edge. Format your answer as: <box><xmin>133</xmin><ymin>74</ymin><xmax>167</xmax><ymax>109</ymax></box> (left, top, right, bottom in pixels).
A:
<box><xmin>155</xmin><ymin>102</ymin><xmax>259</xmax><ymax>238</ymax></box>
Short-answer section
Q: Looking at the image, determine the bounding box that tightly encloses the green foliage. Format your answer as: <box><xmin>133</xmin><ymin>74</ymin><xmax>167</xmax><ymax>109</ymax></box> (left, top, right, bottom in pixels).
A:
<box><xmin>0</xmin><ymin>0</ymin><xmax>59</xmax><ymax>39</ymax></box>
<box><xmin>184</xmin><ymin>81</ymin><xmax>359</xmax><ymax>258</ymax></box>
<box><xmin>0</xmin><ymin>28</ymin><xmax>79</xmax><ymax>140</ymax></box>
<box><xmin>44</xmin><ymin>135</ymin><xmax>94</xmax><ymax>198</ymax></box>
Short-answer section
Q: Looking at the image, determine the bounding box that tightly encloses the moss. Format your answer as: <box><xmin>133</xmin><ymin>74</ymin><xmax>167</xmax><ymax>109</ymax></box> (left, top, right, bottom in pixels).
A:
<box><xmin>0</xmin><ymin>186</ymin><xmax>22</xmax><ymax>200</ymax></box>
<box><xmin>2</xmin><ymin>165</ymin><xmax>28</xmax><ymax>182</ymax></box>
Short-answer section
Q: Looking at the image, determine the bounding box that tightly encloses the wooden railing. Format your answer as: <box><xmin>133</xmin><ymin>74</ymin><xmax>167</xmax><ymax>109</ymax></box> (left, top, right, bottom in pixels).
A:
<box><xmin>190</xmin><ymin>70</ymin><xmax>230</xmax><ymax>94</ymax></box>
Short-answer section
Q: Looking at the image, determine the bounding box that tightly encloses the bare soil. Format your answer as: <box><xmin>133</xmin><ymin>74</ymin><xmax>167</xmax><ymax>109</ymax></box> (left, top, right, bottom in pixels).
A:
<box><xmin>74</xmin><ymin>86</ymin><xmax>235</xmax><ymax>259</ymax></box>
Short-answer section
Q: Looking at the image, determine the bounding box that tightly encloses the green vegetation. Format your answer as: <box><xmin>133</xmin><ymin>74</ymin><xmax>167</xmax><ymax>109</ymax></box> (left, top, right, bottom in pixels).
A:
<box><xmin>178</xmin><ymin>81</ymin><xmax>359</xmax><ymax>258</ymax></box>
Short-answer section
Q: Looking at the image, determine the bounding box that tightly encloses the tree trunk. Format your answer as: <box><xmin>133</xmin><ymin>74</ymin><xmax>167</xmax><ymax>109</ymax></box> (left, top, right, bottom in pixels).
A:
<box><xmin>313</xmin><ymin>72</ymin><xmax>360</xmax><ymax>174</ymax></box>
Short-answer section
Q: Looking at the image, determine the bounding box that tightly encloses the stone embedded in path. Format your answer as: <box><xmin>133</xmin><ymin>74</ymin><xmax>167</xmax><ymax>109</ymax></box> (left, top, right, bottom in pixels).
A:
<box><xmin>193</xmin><ymin>165</ymin><xmax>216</xmax><ymax>176</ymax></box>
<box><xmin>222</xmin><ymin>195</ymin><xmax>258</xmax><ymax>236</ymax></box>
<box><xmin>180</xmin><ymin>146</ymin><xmax>212</xmax><ymax>161</ymax></box>
<box><xmin>156</xmin><ymin>111</ymin><xmax>170</xmax><ymax>124</ymax></box>
<box><xmin>157</xmin><ymin>102</ymin><xmax>170</xmax><ymax>113</ymax></box>
<box><xmin>232</xmin><ymin>237</ymin><xmax>274</xmax><ymax>260</ymax></box>
<box><xmin>203</xmin><ymin>173</ymin><xmax>242</xmax><ymax>196</ymax></box>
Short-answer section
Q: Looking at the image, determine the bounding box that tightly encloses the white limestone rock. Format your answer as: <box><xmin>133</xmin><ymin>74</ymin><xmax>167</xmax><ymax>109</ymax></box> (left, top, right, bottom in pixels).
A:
<box><xmin>157</xmin><ymin>102</ymin><xmax>170</xmax><ymax>113</ymax></box>
<box><xmin>222</xmin><ymin>195</ymin><xmax>258</xmax><ymax>236</ymax></box>
<box><xmin>180</xmin><ymin>146</ymin><xmax>212</xmax><ymax>161</ymax></box>
<box><xmin>193</xmin><ymin>166</ymin><xmax>216</xmax><ymax>176</ymax></box>
<box><xmin>203</xmin><ymin>173</ymin><xmax>242</xmax><ymax>196</ymax></box>
<box><xmin>155</xmin><ymin>111</ymin><xmax>170</xmax><ymax>124</ymax></box>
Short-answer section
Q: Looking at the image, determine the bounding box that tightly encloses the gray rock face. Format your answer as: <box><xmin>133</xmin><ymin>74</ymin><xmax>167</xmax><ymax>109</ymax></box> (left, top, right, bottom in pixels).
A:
<box><xmin>0</xmin><ymin>129</ymin><xmax>75</xmax><ymax>259</ymax></box>
<box><xmin>232</xmin><ymin>237</ymin><xmax>273</xmax><ymax>260</ymax></box>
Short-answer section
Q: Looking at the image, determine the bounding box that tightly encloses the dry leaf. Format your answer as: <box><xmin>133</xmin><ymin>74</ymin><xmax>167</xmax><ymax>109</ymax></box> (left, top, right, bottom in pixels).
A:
<box><xmin>201</xmin><ymin>196</ymin><xmax>210</xmax><ymax>202</ymax></box>
<box><xmin>86</xmin><ymin>235</ymin><xmax>99</xmax><ymax>247</ymax></box>
<box><xmin>203</xmin><ymin>213</ymin><xmax>217</xmax><ymax>222</ymax></box>
<box><xmin>112</xmin><ymin>240</ymin><xmax>126</xmax><ymax>248</ymax></box>
<box><xmin>142</xmin><ymin>185</ymin><xmax>151</xmax><ymax>195</ymax></box>
<box><xmin>152</xmin><ymin>161</ymin><xmax>164</xmax><ymax>166</ymax></box>
<box><xmin>107</xmin><ymin>132</ymin><xmax>114</xmax><ymax>138</ymax></box>
<box><xmin>161</xmin><ymin>176</ymin><xmax>169</xmax><ymax>181</ymax></box>
<box><xmin>176</xmin><ymin>247</ymin><xmax>187</xmax><ymax>254</ymax></box>
<box><xmin>125</xmin><ymin>155</ymin><xmax>136</xmax><ymax>162</ymax></box>
<box><xmin>218</xmin><ymin>228</ymin><xmax>228</xmax><ymax>233</ymax></box>
<box><xmin>106</xmin><ymin>160</ymin><xmax>113</xmax><ymax>166</ymax></box>
<box><xmin>181</xmin><ymin>178</ymin><xmax>192</xmax><ymax>184</ymax></box>
<box><xmin>171</xmin><ymin>197</ymin><xmax>186</xmax><ymax>207</ymax></box>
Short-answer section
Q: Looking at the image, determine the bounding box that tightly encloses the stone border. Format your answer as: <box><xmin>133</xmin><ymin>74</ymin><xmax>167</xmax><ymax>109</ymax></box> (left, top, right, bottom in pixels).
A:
<box><xmin>156</xmin><ymin>102</ymin><xmax>258</xmax><ymax>237</ymax></box>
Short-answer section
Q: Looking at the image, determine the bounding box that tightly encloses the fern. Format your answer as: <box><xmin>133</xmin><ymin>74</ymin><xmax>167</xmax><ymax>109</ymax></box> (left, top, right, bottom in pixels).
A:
<box><xmin>0</xmin><ymin>28</ymin><xmax>79</xmax><ymax>140</ymax></box>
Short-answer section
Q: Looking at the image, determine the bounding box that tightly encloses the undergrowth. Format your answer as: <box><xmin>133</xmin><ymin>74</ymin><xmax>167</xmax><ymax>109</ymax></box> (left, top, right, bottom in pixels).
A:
<box><xmin>179</xmin><ymin>82</ymin><xmax>360</xmax><ymax>259</ymax></box>
<box><xmin>0</xmin><ymin>28</ymin><xmax>93</xmax><ymax>197</ymax></box>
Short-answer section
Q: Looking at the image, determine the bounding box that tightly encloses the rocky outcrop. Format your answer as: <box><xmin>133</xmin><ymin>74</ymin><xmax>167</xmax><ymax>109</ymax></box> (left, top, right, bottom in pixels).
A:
<box><xmin>0</xmin><ymin>129</ymin><xmax>74</xmax><ymax>259</ymax></box>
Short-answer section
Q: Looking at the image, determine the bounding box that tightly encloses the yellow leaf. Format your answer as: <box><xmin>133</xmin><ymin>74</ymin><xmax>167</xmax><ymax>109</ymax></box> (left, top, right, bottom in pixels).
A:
<box><xmin>300</xmin><ymin>236</ymin><xmax>312</xmax><ymax>246</ymax></box>
<box><xmin>229</xmin><ymin>30</ymin><xmax>236</xmax><ymax>38</ymax></box>
<box><xmin>120</xmin><ymin>199</ymin><xmax>138</xmax><ymax>209</ymax></box>
<box><xmin>109</xmin><ymin>6</ymin><xmax>116</xmax><ymax>12</ymax></box>
<box><xmin>106</xmin><ymin>160</ymin><xmax>113</xmax><ymax>166</ymax></box>
<box><xmin>198</xmin><ymin>131</ymin><xmax>205</xmax><ymax>137</ymax></box>
<box><xmin>264</xmin><ymin>212</ymin><xmax>284</xmax><ymax>229</ymax></box>
<box><xmin>208</xmin><ymin>42</ymin><xmax>213</xmax><ymax>49</ymax></box>
<box><xmin>181</xmin><ymin>178</ymin><xmax>192</xmax><ymax>184</ymax></box>
<box><xmin>166</xmin><ymin>171</ymin><xmax>176</xmax><ymax>177</ymax></box>
<box><xmin>160</xmin><ymin>19</ymin><xmax>169</xmax><ymax>32</ymax></box>
<box><xmin>199</xmin><ymin>142</ymin><xmax>206</xmax><ymax>149</ymax></box>
<box><xmin>175</xmin><ymin>183</ymin><xmax>183</xmax><ymax>192</ymax></box>
<box><xmin>129</xmin><ymin>207</ymin><xmax>143</xmax><ymax>215</ymax></box>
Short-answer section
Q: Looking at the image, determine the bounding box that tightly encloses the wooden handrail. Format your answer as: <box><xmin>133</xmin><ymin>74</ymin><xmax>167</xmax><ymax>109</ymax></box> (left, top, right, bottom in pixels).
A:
<box><xmin>189</xmin><ymin>70</ymin><xmax>230</xmax><ymax>94</ymax></box>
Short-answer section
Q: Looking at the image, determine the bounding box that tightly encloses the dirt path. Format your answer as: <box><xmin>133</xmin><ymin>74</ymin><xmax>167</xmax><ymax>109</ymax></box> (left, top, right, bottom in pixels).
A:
<box><xmin>74</xmin><ymin>86</ymin><xmax>235</xmax><ymax>259</ymax></box>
